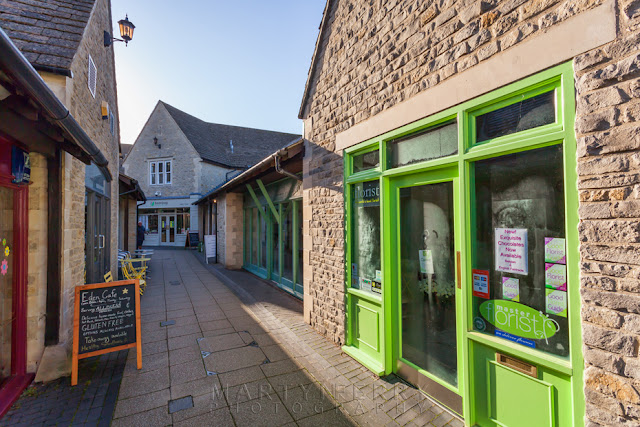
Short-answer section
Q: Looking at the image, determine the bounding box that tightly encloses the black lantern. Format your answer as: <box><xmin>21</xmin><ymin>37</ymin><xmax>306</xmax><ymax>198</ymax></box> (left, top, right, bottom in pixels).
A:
<box><xmin>118</xmin><ymin>15</ymin><xmax>135</xmax><ymax>45</ymax></box>
<box><xmin>104</xmin><ymin>15</ymin><xmax>135</xmax><ymax>47</ymax></box>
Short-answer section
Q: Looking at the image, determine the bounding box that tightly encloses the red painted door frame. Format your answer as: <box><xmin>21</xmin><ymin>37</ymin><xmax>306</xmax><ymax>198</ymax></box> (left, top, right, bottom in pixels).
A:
<box><xmin>0</xmin><ymin>138</ymin><xmax>34</xmax><ymax>418</ymax></box>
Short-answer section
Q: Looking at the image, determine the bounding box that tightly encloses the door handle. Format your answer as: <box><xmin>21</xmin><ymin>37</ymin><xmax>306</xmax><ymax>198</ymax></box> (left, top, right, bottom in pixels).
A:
<box><xmin>99</xmin><ymin>235</ymin><xmax>105</xmax><ymax>249</ymax></box>
<box><xmin>456</xmin><ymin>251</ymin><xmax>461</xmax><ymax>289</ymax></box>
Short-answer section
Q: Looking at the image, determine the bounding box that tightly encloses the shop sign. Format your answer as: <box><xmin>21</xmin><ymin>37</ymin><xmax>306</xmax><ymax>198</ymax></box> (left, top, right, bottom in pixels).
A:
<box><xmin>545</xmin><ymin>263</ymin><xmax>567</xmax><ymax>291</ymax></box>
<box><xmin>479</xmin><ymin>299</ymin><xmax>559</xmax><ymax>342</ymax></box>
<box><xmin>545</xmin><ymin>289</ymin><xmax>567</xmax><ymax>317</ymax></box>
<box><xmin>11</xmin><ymin>147</ymin><xmax>30</xmax><ymax>185</ymax></box>
<box><xmin>495</xmin><ymin>228</ymin><xmax>528</xmax><ymax>275</ymax></box>
<box><xmin>545</xmin><ymin>237</ymin><xmax>566</xmax><ymax>264</ymax></box>
<box><xmin>354</xmin><ymin>181</ymin><xmax>380</xmax><ymax>207</ymax></box>
<box><xmin>502</xmin><ymin>277</ymin><xmax>519</xmax><ymax>301</ymax></box>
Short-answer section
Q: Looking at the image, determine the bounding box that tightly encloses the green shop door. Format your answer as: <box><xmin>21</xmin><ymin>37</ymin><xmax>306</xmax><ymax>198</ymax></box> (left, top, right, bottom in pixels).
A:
<box><xmin>388</xmin><ymin>167</ymin><xmax>463</xmax><ymax>414</ymax></box>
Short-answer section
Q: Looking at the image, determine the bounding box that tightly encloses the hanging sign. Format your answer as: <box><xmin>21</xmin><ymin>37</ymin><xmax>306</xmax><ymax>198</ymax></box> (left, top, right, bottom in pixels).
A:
<box><xmin>419</xmin><ymin>250</ymin><xmax>434</xmax><ymax>274</ymax></box>
<box><xmin>495</xmin><ymin>228</ymin><xmax>528</xmax><ymax>275</ymax></box>
<box><xmin>472</xmin><ymin>269</ymin><xmax>490</xmax><ymax>299</ymax></box>
<box><xmin>545</xmin><ymin>263</ymin><xmax>567</xmax><ymax>291</ymax></box>
<box><xmin>479</xmin><ymin>299</ymin><xmax>559</xmax><ymax>341</ymax></box>
<box><xmin>11</xmin><ymin>147</ymin><xmax>30</xmax><ymax>185</ymax></box>
<box><xmin>502</xmin><ymin>277</ymin><xmax>519</xmax><ymax>301</ymax></box>
<box><xmin>72</xmin><ymin>279</ymin><xmax>142</xmax><ymax>385</ymax></box>
<box><xmin>545</xmin><ymin>237</ymin><xmax>566</xmax><ymax>264</ymax></box>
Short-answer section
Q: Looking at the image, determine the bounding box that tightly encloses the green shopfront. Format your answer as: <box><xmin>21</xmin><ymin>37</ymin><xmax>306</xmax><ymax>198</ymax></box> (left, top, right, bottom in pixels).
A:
<box><xmin>243</xmin><ymin>178</ymin><xmax>303</xmax><ymax>299</ymax></box>
<box><xmin>342</xmin><ymin>63</ymin><xmax>583</xmax><ymax>426</ymax></box>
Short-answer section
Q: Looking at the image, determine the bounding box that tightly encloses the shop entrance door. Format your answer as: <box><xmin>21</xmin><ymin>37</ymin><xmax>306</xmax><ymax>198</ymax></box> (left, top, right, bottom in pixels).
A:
<box><xmin>85</xmin><ymin>190</ymin><xmax>110</xmax><ymax>284</ymax></box>
<box><xmin>389</xmin><ymin>167</ymin><xmax>463</xmax><ymax>414</ymax></box>
<box><xmin>160</xmin><ymin>215</ymin><xmax>175</xmax><ymax>245</ymax></box>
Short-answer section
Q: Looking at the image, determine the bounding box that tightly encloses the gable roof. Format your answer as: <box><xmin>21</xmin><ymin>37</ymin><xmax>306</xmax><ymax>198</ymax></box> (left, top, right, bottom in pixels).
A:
<box><xmin>299</xmin><ymin>0</ymin><xmax>333</xmax><ymax>119</ymax></box>
<box><xmin>0</xmin><ymin>0</ymin><xmax>96</xmax><ymax>75</ymax></box>
<box><xmin>160</xmin><ymin>101</ymin><xmax>300</xmax><ymax>169</ymax></box>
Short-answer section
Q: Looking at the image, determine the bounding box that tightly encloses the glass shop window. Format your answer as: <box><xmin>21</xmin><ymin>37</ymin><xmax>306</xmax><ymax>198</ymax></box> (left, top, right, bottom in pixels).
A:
<box><xmin>252</xmin><ymin>209</ymin><xmax>259</xmax><ymax>265</ymax></box>
<box><xmin>261</xmin><ymin>206</ymin><xmax>268</xmax><ymax>269</ymax></box>
<box><xmin>353</xmin><ymin>150</ymin><xmax>380</xmax><ymax>173</ymax></box>
<box><xmin>387</xmin><ymin>121</ymin><xmax>457</xmax><ymax>169</ymax></box>
<box><xmin>476</xmin><ymin>91</ymin><xmax>555</xmax><ymax>143</ymax></box>
<box><xmin>350</xmin><ymin>180</ymin><xmax>381</xmax><ymax>294</ymax></box>
<box><xmin>147</xmin><ymin>215</ymin><xmax>158</xmax><ymax>234</ymax></box>
<box><xmin>244</xmin><ymin>210</ymin><xmax>251</xmax><ymax>264</ymax></box>
<box><xmin>471</xmin><ymin>144</ymin><xmax>568</xmax><ymax>358</ymax></box>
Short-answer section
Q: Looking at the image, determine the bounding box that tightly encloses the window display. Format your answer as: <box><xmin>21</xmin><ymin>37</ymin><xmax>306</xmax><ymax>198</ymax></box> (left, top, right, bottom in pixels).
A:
<box><xmin>350</xmin><ymin>181</ymin><xmax>380</xmax><ymax>293</ymax></box>
<box><xmin>472</xmin><ymin>144</ymin><xmax>568</xmax><ymax>357</ymax></box>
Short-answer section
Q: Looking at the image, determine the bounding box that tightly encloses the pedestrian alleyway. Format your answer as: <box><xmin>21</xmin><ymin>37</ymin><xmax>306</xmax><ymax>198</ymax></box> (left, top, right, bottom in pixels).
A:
<box><xmin>112</xmin><ymin>249</ymin><xmax>463</xmax><ymax>427</ymax></box>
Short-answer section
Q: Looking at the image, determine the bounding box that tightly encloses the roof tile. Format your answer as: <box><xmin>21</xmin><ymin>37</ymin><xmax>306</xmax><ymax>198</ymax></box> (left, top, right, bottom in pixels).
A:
<box><xmin>161</xmin><ymin>101</ymin><xmax>300</xmax><ymax>169</ymax></box>
<box><xmin>0</xmin><ymin>0</ymin><xmax>95</xmax><ymax>71</ymax></box>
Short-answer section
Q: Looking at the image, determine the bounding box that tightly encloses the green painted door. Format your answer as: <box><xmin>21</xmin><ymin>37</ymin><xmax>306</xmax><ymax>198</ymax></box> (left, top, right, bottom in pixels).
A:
<box><xmin>388</xmin><ymin>166</ymin><xmax>464</xmax><ymax>414</ymax></box>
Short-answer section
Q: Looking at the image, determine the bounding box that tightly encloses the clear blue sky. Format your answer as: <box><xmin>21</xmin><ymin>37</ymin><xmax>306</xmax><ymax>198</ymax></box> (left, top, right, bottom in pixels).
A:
<box><xmin>110</xmin><ymin>0</ymin><xmax>325</xmax><ymax>145</ymax></box>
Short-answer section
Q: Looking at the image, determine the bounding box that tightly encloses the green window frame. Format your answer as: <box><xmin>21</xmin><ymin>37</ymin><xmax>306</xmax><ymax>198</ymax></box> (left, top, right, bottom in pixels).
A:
<box><xmin>243</xmin><ymin>181</ymin><xmax>303</xmax><ymax>299</ymax></box>
<box><xmin>343</xmin><ymin>62</ymin><xmax>582</xmax><ymax>424</ymax></box>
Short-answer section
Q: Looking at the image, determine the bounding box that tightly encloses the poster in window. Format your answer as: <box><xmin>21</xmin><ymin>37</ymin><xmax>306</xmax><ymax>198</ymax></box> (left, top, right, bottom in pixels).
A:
<box><xmin>494</xmin><ymin>228</ymin><xmax>528</xmax><ymax>275</ymax></box>
<box><xmin>472</xmin><ymin>269</ymin><xmax>490</xmax><ymax>299</ymax></box>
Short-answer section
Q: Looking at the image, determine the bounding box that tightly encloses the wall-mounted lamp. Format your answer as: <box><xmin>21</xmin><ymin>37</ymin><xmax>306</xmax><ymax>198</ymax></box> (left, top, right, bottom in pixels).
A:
<box><xmin>153</xmin><ymin>136</ymin><xmax>161</xmax><ymax>149</ymax></box>
<box><xmin>104</xmin><ymin>15</ymin><xmax>135</xmax><ymax>47</ymax></box>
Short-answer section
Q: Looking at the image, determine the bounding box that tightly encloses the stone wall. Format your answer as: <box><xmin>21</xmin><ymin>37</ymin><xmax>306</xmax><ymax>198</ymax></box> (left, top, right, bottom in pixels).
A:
<box><xmin>67</xmin><ymin>0</ymin><xmax>120</xmax><ymax>278</ymax></box>
<box><xmin>26</xmin><ymin>153</ymin><xmax>47</xmax><ymax>372</ymax></box>
<box><xmin>300</xmin><ymin>0</ymin><xmax>640</xmax><ymax>423</ymax></box>
<box><xmin>573</xmin><ymin>6</ymin><xmax>640</xmax><ymax>425</ymax></box>
<box><xmin>123</xmin><ymin>102</ymin><xmax>233</xmax><ymax>199</ymax></box>
<box><xmin>224</xmin><ymin>192</ymin><xmax>244</xmax><ymax>269</ymax></box>
<box><xmin>216</xmin><ymin>193</ymin><xmax>227</xmax><ymax>265</ymax></box>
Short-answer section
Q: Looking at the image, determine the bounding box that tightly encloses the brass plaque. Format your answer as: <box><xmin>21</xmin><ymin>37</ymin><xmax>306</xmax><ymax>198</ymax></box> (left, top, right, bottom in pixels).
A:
<box><xmin>496</xmin><ymin>352</ymin><xmax>538</xmax><ymax>378</ymax></box>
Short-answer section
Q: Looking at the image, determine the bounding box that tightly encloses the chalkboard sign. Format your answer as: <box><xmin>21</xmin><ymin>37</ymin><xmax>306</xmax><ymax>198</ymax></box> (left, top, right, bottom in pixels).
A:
<box><xmin>72</xmin><ymin>279</ymin><xmax>141</xmax><ymax>385</ymax></box>
<box><xmin>187</xmin><ymin>232</ymin><xmax>199</xmax><ymax>248</ymax></box>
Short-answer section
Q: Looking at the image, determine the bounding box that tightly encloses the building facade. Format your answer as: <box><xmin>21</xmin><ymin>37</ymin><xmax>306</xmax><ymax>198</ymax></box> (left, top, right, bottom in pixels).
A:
<box><xmin>0</xmin><ymin>0</ymin><xmax>121</xmax><ymax>414</ymax></box>
<box><xmin>196</xmin><ymin>139</ymin><xmax>304</xmax><ymax>299</ymax></box>
<box><xmin>123</xmin><ymin>101</ymin><xmax>299</xmax><ymax>247</ymax></box>
<box><xmin>299</xmin><ymin>0</ymin><xmax>640</xmax><ymax>425</ymax></box>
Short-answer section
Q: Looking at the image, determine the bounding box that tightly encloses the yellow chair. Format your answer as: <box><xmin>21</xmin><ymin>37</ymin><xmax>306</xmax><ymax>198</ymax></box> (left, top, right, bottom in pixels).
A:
<box><xmin>104</xmin><ymin>271</ymin><xmax>113</xmax><ymax>282</ymax></box>
<box><xmin>121</xmin><ymin>258</ymin><xmax>149</xmax><ymax>295</ymax></box>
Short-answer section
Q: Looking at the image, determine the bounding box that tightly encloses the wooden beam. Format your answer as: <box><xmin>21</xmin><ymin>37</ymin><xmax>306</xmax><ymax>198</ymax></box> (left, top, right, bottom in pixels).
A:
<box><xmin>246</xmin><ymin>185</ymin><xmax>265</xmax><ymax>218</ymax></box>
<box><xmin>45</xmin><ymin>150</ymin><xmax>61</xmax><ymax>345</ymax></box>
<box><xmin>257</xmin><ymin>179</ymin><xmax>279</xmax><ymax>223</ymax></box>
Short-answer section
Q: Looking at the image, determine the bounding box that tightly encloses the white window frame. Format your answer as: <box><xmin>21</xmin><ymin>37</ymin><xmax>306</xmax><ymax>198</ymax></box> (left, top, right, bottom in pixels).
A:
<box><xmin>88</xmin><ymin>54</ymin><xmax>97</xmax><ymax>98</ymax></box>
<box><xmin>149</xmin><ymin>160</ymin><xmax>172</xmax><ymax>185</ymax></box>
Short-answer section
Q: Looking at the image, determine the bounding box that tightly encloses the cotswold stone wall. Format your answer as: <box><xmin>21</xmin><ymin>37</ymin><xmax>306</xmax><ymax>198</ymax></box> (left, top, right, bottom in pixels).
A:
<box><xmin>301</xmin><ymin>0</ymin><xmax>640</xmax><ymax>424</ymax></box>
<box><xmin>574</xmin><ymin>7</ymin><xmax>640</xmax><ymax>425</ymax></box>
<box><xmin>302</xmin><ymin>0</ymin><xmax>611</xmax><ymax>349</ymax></box>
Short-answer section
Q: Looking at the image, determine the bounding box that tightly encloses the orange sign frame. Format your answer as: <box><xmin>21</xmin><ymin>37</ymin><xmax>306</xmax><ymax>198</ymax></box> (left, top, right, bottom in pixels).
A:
<box><xmin>71</xmin><ymin>279</ymin><xmax>142</xmax><ymax>386</ymax></box>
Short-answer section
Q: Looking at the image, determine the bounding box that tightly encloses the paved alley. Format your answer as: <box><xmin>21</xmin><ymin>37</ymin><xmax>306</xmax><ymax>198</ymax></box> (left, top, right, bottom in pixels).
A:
<box><xmin>111</xmin><ymin>249</ymin><xmax>462</xmax><ymax>427</ymax></box>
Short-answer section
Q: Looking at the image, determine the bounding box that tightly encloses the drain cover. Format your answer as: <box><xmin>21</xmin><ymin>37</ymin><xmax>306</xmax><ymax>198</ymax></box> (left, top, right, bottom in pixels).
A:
<box><xmin>170</xmin><ymin>281</ymin><xmax>181</xmax><ymax>286</ymax></box>
<box><xmin>168</xmin><ymin>396</ymin><xmax>193</xmax><ymax>413</ymax></box>
<box><xmin>160</xmin><ymin>320</ymin><xmax>175</xmax><ymax>327</ymax></box>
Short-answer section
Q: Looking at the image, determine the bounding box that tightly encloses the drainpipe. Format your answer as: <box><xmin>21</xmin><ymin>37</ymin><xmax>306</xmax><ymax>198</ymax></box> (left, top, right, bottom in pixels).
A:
<box><xmin>274</xmin><ymin>149</ymin><xmax>302</xmax><ymax>181</ymax></box>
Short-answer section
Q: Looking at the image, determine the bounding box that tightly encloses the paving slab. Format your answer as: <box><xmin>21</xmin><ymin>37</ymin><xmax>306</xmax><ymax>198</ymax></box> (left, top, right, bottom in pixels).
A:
<box><xmin>108</xmin><ymin>249</ymin><xmax>463</xmax><ymax>426</ymax></box>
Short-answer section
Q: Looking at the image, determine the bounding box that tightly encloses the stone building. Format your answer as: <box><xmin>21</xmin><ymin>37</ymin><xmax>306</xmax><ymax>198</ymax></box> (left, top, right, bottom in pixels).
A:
<box><xmin>0</xmin><ymin>0</ymin><xmax>122</xmax><ymax>413</ymax></box>
<box><xmin>123</xmin><ymin>101</ymin><xmax>298</xmax><ymax>247</ymax></box>
<box><xmin>299</xmin><ymin>0</ymin><xmax>640</xmax><ymax>425</ymax></box>
<box><xmin>195</xmin><ymin>138</ymin><xmax>304</xmax><ymax>298</ymax></box>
